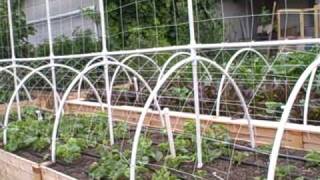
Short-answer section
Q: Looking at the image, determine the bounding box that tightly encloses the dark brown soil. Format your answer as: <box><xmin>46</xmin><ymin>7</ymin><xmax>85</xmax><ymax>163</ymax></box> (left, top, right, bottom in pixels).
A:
<box><xmin>1</xmin><ymin>131</ymin><xmax>320</xmax><ymax>180</ymax></box>
<box><xmin>49</xmin><ymin>155</ymin><xmax>96</xmax><ymax>180</ymax></box>
<box><xmin>15</xmin><ymin>149</ymin><xmax>48</xmax><ymax>163</ymax></box>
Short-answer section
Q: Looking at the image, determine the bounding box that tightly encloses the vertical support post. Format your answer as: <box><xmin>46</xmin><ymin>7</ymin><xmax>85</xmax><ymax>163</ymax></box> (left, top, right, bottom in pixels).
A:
<box><xmin>315</xmin><ymin>5</ymin><xmax>319</xmax><ymax>38</ymax></box>
<box><xmin>267</xmin><ymin>2</ymin><xmax>277</xmax><ymax>58</ymax></box>
<box><xmin>300</xmin><ymin>10</ymin><xmax>305</xmax><ymax>38</ymax></box>
<box><xmin>7</xmin><ymin>0</ymin><xmax>21</xmax><ymax>121</ymax></box>
<box><xmin>277</xmin><ymin>11</ymin><xmax>281</xmax><ymax>40</ymax></box>
<box><xmin>45</xmin><ymin>0</ymin><xmax>59</xmax><ymax>113</ymax></box>
<box><xmin>187</xmin><ymin>0</ymin><xmax>203</xmax><ymax>168</ymax></box>
<box><xmin>163</xmin><ymin>108</ymin><xmax>176</xmax><ymax>157</ymax></box>
<box><xmin>133</xmin><ymin>77</ymin><xmax>139</xmax><ymax>101</ymax></box>
<box><xmin>98</xmin><ymin>0</ymin><xmax>114</xmax><ymax>145</ymax></box>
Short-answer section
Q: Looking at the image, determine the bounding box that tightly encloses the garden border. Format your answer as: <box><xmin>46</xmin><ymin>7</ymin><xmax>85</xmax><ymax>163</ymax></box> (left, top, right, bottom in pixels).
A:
<box><xmin>0</xmin><ymin>149</ymin><xmax>75</xmax><ymax>180</ymax></box>
<box><xmin>1</xmin><ymin>91</ymin><xmax>320</xmax><ymax>180</ymax></box>
<box><xmin>64</xmin><ymin>99</ymin><xmax>320</xmax><ymax>151</ymax></box>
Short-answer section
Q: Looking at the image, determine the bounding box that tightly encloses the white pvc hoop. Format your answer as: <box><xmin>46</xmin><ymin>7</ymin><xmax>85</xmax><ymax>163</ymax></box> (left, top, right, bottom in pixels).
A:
<box><xmin>129</xmin><ymin>55</ymin><xmax>256</xmax><ymax>180</ymax></box>
<box><xmin>216</xmin><ymin>48</ymin><xmax>270</xmax><ymax>116</ymax></box>
<box><xmin>76</xmin><ymin>55</ymin><xmax>132</xmax><ymax>99</ymax></box>
<box><xmin>109</xmin><ymin>54</ymin><xmax>165</xmax><ymax>126</ymax></box>
<box><xmin>50</xmin><ymin>60</ymin><xmax>164</xmax><ymax>162</ymax></box>
<box><xmin>303</xmin><ymin>68</ymin><xmax>317</xmax><ymax>125</ymax></box>
<box><xmin>111</xmin><ymin>54</ymin><xmax>161</xmax><ymax>88</ymax></box>
<box><xmin>2</xmin><ymin>63</ymin><xmax>104</xmax><ymax>145</ymax></box>
<box><xmin>0</xmin><ymin>67</ymin><xmax>32</xmax><ymax>101</ymax></box>
<box><xmin>267</xmin><ymin>54</ymin><xmax>320</xmax><ymax>180</ymax></box>
<box><xmin>157</xmin><ymin>52</ymin><xmax>213</xmax><ymax>82</ymax></box>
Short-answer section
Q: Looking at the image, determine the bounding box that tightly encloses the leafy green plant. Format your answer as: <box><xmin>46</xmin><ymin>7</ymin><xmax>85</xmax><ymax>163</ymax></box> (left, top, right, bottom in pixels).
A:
<box><xmin>257</xmin><ymin>144</ymin><xmax>273</xmax><ymax>154</ymax></box>
<box><xmin>0</xmin><ymin>90</ymin><xmax>11</xmax><ymax>103</ymax></box>
<box><xmin>114</xmin><ymin>121</ymin><xmax>129</xmax><ymax>139</ymax></box>
<box><xmin>275</xmin><ymin>165</ymin><xmax>296</xmax><ymax>180</ymax></box>
<box><xmin>137</xmin><ymin>137</ymin><xmax>164</xmax><ymax>164</ymax></box>
<box><xmin>90</xmin><ymin>147</ymin><xmax>148</xmax><ymax>180</ymax></box>
<box><xmin>170</xmin><ymin>87</ymin><xmax>190</xmax><ymax>99</ymax></box>
<box><xmin>232</xmin><ymin>151</ymin><xmax>249</xmax><ymax>165</ymax></box>
<box><xmin>89</xmin><ymin>148</ymin><xmax>130</xmax><ymax>180</ymax></box>
<box><xmin>206</xmin><ymin>124</ymin><xmax>229</xmax><ymax>141</ymax></box>
<box><xmin>203</xmin><ymin>147</ymin><xmax>222</xmax><ymax>163</ymax></box>
<box><xmin>158</xmin><ymin>142</ymin><xmax>170</xmax><ymax>154</ymax></box>
<box><xmin>5</xmin><ymin>118</ymin><xmax>52</xmax><ymax>152</ymax></box>
<box><xmin>195</xmin><ymin>170</ymin><xmax>208</xmax><ymax>178</ymax></box>
<box><xmin>152</xmin><ymin>167</ymin><xmax>179</xmax><ymax>180</ymax></box>
<box><xmin>272</xmin><ymin>47</ymin><xmax>320</xmax><ymax>79</ymax></box>
<box><xmin>304</xmin><ymin>151</ymin><xmax>320</xmax><ymax>167</ymax></box>
<box><xmin>265</xmin><ymin>101</ymin><xmax>283</xmax><ymax>114</ymax></box>
<box><xmin>56</xmin><ymin>138</ymin><xmax>87</xmax><ymax>163</ymax></box>
<box><xmin>260</xmin><ymin>6</ymin><xmax>272</xmax><ymax>26</ymax></box>
<box><xmin>165</xmin><ymin>155</ymin><xmax>192</xmax><ymax>169</ymax></box>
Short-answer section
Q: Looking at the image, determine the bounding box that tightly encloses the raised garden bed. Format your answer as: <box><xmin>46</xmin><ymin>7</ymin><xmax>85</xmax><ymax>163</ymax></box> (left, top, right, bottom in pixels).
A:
<box><xmin>1</xmin><ymin>96</ymin><xmax>320</xmax><ymax>179</ymax></box>
<box><xmin>0</xmin><ymin>148</ymin><xmax>75</xmax><ymax>180</ymax></box>
<box><xmin>65</xmin><ymin>99</ymin><xmax>320</xmax><ymax>151</ymax></box>
<box><xmin>1</xmin><ymin>119</ymin><xmax>320</xmax><ymax>180</ymax></box>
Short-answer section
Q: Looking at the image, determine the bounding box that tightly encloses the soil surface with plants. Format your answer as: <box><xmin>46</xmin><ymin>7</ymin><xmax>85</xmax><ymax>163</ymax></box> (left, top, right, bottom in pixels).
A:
<box><xmin>1</xmin><ymin>107</ymin><xmax>320</xmax><ymax>180</ymax></box>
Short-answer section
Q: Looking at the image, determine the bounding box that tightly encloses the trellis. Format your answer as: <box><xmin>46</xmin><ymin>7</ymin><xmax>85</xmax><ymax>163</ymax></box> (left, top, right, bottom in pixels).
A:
<box><xmin>1</xmin><ymin>0</ymin><xmax>320</xmax><ymax>180</ymax></box>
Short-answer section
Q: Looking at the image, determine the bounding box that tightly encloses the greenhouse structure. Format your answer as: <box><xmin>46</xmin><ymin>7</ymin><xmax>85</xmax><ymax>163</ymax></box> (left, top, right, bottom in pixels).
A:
<box><xmin>0</xmin><ymin>0</ymin><xmax>320</xmax><ymax>179</ymax></box>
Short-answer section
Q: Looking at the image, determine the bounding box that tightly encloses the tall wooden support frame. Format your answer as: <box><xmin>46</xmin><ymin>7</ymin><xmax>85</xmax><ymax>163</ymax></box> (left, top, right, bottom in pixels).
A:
<box><xmin>300</xmin><ymin>10</ymin><xmax>305</xmax><ymax>38</ymax></box>
<box><xmin>277</xmin><ymin>5</ymin><xmax>320</xmax><ymax>40</ymax></box>
<box><xmin>315</xmin><ymin>4</ymin><xmax>320</xmax><ymax>38</ymax></box>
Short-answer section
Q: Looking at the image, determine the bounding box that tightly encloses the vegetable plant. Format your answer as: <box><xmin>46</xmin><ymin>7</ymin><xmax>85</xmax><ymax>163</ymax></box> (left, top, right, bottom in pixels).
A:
<box><xmin>304</xmin><ymin>151</ymin><xmax>320</xmax><ymax>167</ymax></box>
<box><xmin>89</xmin><ymin>148</ymin><xmax>130</xmax><ymax>180</ymax></box>
<box><xmin>4</xmin><ymin>118</ymin><xmax>52</xmax><ymax>152</ymax></box>
<box><xmin>231</xmin><ymin>151</ymin><xmax>249</xmax><ymax>165</ymax></box>
<box><xmin>56</xmin><ymin>138</ymin><xmax>87</xmax><ymax>163</ymax></box>
<box><xmin>165</xmin><ymin>155</ymin><xmax>192</xmax><ymax>169</ymax></box>
<box><xmin>275</xmin><ymin>165</ymin><xmax>296</xmax><ymax>180</ymax></box>
<box><xmin>152</xmin><ymin>167</ymin><xmax>179</xmax><ymax>180</ymax></box>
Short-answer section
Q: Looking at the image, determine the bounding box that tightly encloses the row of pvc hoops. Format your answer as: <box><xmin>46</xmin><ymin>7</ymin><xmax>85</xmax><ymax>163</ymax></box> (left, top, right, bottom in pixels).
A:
<box><xmin>1</xmin><ymin>51</ymin><xmax>320</xmax><ymax>180</ymax></box>
<box><xmin>2</xmin><ymin>0</ymin><xmax>320</xmax><ymax>179</ymax></box>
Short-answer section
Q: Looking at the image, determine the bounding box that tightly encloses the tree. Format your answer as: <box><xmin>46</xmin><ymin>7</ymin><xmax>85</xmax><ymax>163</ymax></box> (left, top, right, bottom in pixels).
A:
<box><xmin>0</xmin><ymin>0</ymin><xmax>34</xmax><ymax>59</ymax></box>
<box><xmin>82</xmin><ymin>0</ymin><xmax>222</xmax><ymax>51</ymax></box>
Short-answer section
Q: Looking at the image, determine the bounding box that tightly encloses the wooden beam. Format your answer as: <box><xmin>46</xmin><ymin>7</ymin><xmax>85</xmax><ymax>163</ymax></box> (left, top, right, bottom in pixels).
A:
<box><xmin>267</xmin><ymin>1</ymin><xmax>277</xmax><ymax>58</ymax></box>
<box><xmin>315</xmin><ymin>5</ymin><xmax>319</xmax><ymax>38</ymax></box>
<box><xmin>277</xmin><ymin>11</ymin><xmax>281</xmax><ymax>39</ymax></box>
<box><xmin>300</xmin><ymin>11</ymin><xmax>305</xmax><ymax>38</ymax></box>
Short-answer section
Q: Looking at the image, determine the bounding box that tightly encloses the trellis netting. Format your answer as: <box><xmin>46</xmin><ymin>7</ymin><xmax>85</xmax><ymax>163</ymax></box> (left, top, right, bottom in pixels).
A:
<box><xmin>0</xmin><ymin>0</ymin><xmax>320</xmax><ymax>179</ymax></box>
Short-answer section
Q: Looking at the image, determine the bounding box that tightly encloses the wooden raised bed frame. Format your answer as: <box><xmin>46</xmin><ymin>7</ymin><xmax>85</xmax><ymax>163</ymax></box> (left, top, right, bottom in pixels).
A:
<box><xmin>1</xmin><ymin>92</ymin><xmax>320</xmax><ymax>180</ymax></box>
<box><xmin>0</xmin><ymin>149</ymin><xmax>75</xmax><ymax>180</ymax></box>
<box><xmin>65</xmin><ymin>99</ymin><xmax>320</xmax><ymax>151</ymax></box>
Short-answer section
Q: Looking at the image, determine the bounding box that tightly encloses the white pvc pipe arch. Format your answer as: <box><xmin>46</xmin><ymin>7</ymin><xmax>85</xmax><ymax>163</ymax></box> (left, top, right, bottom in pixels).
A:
<box><xmin>2</xmin><ymin>64</ymin><xmax>104</xmax><ymax>145</ymax></box>
<box><xmin>101</xmin><ymin>53</ymin><xmax>163</xmax><ymax>143</ymax></box>
<box><xmin>2</xmin><ymin>65</ymin><xmax>62</xmax><ymax>144</ymax></box>
<box><xmin>303</xmin><ymin>68</ymin><xmax>317</xmax><ymax>125</ymax></box>
<box><xmin>76</xmin><ymin>55</ymin><xmax>133</xmax><ymax>99</ymax></box>
<box><xmin>157</xmin><ymin>52</ymin><xmax>213</xmax><ymax>82</ymax></box>
<box><xmin>267</xmin><ymin>54</ymin><xmax>320</xmax><ymax>180</ymax></box>
<box><xmin>0</xmin><ymin>67</ymin><xmax>32</xmax><ymax>101</ymax></box>
<box><xmin>110</xmin><ymin>54</ymin><xmax>162</xmax><ymax>93</ymax></box>
<box><xmin>216</xmin><ymin>48</ymin><xmax>270</xmax><ymax>116</ymax></box>
<box><xmin>129</xmin><ymin>56</ymin><xmax>256</xmax><ymax>180</ymax></box>
<box><xmin>0</xmin><ymin>64</ymin><xmax>69</xmax><ymax>107</ymax></box>
<box><xmin>109</xmin><ymin>54</ymin><xmax>165</xmax><ymax>126</ymax></box>
<box><xmin>50</xmin><ymin>60</ymin><xmax>165</xmax><ymax>162</ymax></box>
